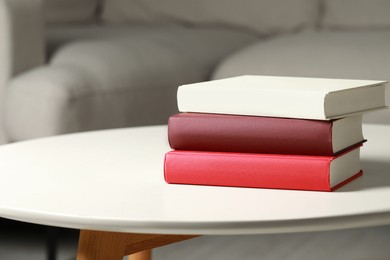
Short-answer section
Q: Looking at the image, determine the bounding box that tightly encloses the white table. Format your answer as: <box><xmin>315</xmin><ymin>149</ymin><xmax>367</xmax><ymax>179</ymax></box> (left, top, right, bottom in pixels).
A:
<box><xmin>0</xmin><ymin>124</ymin><xmax>390</xmax><ymax>259</ymax></box>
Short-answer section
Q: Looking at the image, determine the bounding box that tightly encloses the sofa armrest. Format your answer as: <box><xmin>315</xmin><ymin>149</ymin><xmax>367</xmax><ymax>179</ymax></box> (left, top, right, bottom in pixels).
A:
<box><xmin>0</xmin><ymin>0</ymin><xmax>45</xmax><ymax>89</ymax></box>
<box><xmin>0</xmin><ymin>0</ymin><xmax>45</xmax><ymax>143</ymax></box>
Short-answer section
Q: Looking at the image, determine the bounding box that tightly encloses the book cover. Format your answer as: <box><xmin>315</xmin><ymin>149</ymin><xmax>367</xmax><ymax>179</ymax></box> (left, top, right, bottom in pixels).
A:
<box><xmin>177</xmin><ymin>75</ymin><xmax>387</xmax><ymax>120</ymax></box>
<box><xmin>164</xmin><ymin>146</ymin><xmax>363</xmax><ymax>192</ymax></box>
<box><xmin>168</xmin><ymin>113</ymin><xmax>365</xmax><ymax>156</ymax></box>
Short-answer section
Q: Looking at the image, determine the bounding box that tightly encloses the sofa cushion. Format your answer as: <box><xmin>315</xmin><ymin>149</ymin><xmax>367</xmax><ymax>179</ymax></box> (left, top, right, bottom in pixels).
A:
<box><xmin>101</xmin><ymin>0</ymin><xmax>319</xmax><ymax>35</ymax></box>
<box><xmin>212</xmin><ymin>30</ymin><xmax>390</xmax><ymax>124</ymax></box>
<box><xmin>43</xmin><ymin>0</ymin><xmax>98</xmax><ymax>24</ymax></box>
<box><xmin>322</xmin><ymin>0</ymin><xmax>390</xmax><ymax>29</ymax></box>
<box><xmin>6</xmin><ymin>25</ymin><xmax>257</xmax><ymax>141</ymax></box>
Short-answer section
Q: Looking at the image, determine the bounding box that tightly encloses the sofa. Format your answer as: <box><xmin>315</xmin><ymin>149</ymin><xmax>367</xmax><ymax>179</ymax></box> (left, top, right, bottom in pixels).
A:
<box><xmin>1</xmin><ymin>0</ymin><xmax>389</xmax><ymax>145</ymax></box>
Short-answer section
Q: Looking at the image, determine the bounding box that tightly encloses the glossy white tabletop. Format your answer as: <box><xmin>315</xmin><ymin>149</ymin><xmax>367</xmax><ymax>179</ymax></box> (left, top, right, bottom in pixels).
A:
<box><xmin>0</xmin><ymin>124</ymin><xmax>390</xmax><ymax>235</ymax></box>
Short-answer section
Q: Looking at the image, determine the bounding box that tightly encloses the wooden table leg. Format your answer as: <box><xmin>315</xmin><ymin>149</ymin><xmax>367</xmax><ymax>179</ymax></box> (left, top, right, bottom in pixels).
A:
<box><xmin>76</xmin><ymin>230</ymin><xmax>197</xmax><ymax>260</ymax></box>
<box><xmin>128</xmin><ymin>250</ymin><xmax>152</xmax><ymax>260</ymax></box>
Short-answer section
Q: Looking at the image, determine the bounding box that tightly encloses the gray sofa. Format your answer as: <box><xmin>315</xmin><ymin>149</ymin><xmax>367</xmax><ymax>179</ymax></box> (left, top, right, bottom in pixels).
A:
<box><xmin>1</xmin><ymin>0</ymin><xmax>389</xmax><ymax>145</ymax></box>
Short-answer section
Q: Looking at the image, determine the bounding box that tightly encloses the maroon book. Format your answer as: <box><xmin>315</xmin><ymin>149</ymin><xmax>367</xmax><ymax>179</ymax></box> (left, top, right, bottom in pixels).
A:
<box><xmin>168</xmin><ymin>113</ymin><xmax>365</xmax><ymax>156</ymax></box>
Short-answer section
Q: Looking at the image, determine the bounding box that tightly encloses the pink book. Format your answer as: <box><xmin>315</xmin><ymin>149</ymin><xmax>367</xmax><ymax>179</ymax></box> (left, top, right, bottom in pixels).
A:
<box><xmin>164</xmin><ymin>145</ymin><xmax>363</xmax><ymax>192</ymax></box>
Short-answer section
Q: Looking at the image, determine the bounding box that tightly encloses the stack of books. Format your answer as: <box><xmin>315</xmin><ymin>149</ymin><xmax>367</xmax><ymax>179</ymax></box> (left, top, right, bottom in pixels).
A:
<box><xmin>164</xmin><ymin>75</ymin><xmax>388</xmax><ymax>191</ymax></box>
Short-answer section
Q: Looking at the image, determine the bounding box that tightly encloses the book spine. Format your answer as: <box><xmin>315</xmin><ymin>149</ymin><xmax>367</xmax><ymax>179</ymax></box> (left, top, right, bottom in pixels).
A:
<box><xmin>164</xmin><ymin>150</ymin><xmax>333</xmax><ymax>191</ymax></box>
<box><xmin>168</xmin><ymin>113</ymin><xmax>335</xmax><ymax>156</ymax></box>
<box><xmin>177</xmin><ymin>85</ymin><xmax>326</xmax><ymax>120</ymax></box>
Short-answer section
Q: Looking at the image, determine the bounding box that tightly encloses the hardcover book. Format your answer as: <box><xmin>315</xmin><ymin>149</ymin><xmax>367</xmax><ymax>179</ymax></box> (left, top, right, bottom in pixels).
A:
<box><xmin>168</xmin><ymin>113</ymin><xmax>365</xmax><ymax>156</ymax></box>
<box><xmin>164</xmin><ymin>146</ymin><xmax>363</xmax><ymax>192</ymax></box>
<box><xmin>177</xmin><ymin>75</ymin><xmax>387</xmax><ymax>120</ymax></box>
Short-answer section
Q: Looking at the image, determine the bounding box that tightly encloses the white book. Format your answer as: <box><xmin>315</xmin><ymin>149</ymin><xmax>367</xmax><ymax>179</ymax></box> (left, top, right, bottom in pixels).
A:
<box><xmin>177</xmin><ymin>75</ymin><xmax>388</xmax><ymax>120</ymax></box>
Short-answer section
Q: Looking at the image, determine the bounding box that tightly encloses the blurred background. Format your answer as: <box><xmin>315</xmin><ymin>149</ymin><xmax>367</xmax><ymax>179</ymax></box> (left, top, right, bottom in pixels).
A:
<box><xmin>1</xmin><ymin>0</ymin><xmax>390</xmax><ymax>259</ymax></box>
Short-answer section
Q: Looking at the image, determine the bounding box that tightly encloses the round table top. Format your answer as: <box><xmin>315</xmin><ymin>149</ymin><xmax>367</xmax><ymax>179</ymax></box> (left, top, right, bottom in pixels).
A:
<box><xmin>0</xmin><ymin>124</ymin><xmax>390</xmax><ymax>235</ymax></box>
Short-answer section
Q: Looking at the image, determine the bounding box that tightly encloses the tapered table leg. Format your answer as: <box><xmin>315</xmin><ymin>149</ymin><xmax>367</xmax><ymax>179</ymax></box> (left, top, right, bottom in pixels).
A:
<box><xmin>77</xmin><ymin>230</ymin><xmax>197</xmax><ymax>260</ymax></box>
<box><xmin>129</xmin><ymin>250</ymin><xmax>152</xmax><ymax>260</ymax></box>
